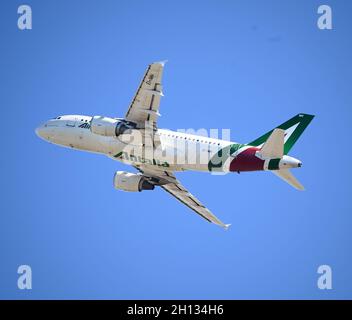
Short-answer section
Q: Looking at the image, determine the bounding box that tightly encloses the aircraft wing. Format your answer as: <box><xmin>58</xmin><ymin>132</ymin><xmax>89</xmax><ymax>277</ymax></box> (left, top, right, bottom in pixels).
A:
<box><xmin>125</xmin><ymin>61</ymin><xmax>166</xmax><ymax>129</ymax></box>
<box><xmin>136</xmin><ymin>167</ymin><xmax>231</xmax><ymax>229</ymax></box>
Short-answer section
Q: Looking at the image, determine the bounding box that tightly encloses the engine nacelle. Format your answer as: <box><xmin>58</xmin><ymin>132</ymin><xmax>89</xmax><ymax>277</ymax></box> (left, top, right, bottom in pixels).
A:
<box><xmin>90</xmin><ymin>116</ymin><xmax>135</xmax><ymax>137</ymax></box>
<box><xmin>113</xmin><ymin>171</ymin><xmax>155</xmax><ymax>192</ymax></box>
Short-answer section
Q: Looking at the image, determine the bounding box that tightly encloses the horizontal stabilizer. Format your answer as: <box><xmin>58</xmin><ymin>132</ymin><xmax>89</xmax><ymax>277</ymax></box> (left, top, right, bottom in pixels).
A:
<box><xmin>260</xmin><ymin>128</ymin><xmax>285</xmax><ymax>159</ymax></box>
<box><xmin>273</xmin><ymin>169</ymin><xmax>305</xmax><ymax>190</ymax></box>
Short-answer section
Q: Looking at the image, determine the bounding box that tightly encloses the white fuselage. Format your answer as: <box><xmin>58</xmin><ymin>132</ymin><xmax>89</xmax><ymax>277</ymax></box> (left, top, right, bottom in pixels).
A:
<box><xmin>35</xmin><ymin>115</ymin><xmax>234</xmax><ymax>173</ymax></box>
<box><xmin>36</xmin><ymin>115</ymin><xmax>302</xmax><ymax>174</ymax></box>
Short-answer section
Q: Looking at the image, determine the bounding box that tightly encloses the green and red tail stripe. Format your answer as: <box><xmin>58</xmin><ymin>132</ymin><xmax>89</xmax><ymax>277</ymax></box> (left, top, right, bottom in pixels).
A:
<box><xmin>208</xmin><ymin>113</ymin><xmax>314</xmax><ymax>172</ymax></box>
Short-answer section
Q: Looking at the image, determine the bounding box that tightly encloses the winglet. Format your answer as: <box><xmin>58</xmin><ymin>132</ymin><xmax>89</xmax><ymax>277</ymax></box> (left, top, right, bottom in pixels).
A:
<box><xmin>224</xmin><ymin>224</ymin><xmax>231</xmax><ymax>230</ymax></box>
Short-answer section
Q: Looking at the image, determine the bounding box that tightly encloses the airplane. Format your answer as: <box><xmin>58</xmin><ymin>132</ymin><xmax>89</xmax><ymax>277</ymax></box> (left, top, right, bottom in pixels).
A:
<box><xmin>35</xmin><ymin>61</ymin><xmax>314</xmax><ymax>229</ymax></box>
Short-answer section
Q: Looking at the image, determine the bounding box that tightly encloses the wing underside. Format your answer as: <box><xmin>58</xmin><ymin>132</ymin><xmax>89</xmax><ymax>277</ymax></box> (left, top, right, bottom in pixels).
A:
<box><xmin>123</xmin><ymin>63</ymin><xmax>229</xmax><ymax>229</ymax></box>
<box><xmin>136</xmin><ymin>167</ymin><xmax>230</xmax><ymax>229</ymax></box>
<box><xmin>125</xmin><ymin>61</ymin><xmax>165</xmax><ymax>129</ymax></box>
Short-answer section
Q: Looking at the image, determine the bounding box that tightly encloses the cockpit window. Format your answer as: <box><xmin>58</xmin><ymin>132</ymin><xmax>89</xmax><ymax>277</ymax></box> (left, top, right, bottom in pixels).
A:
<box><xmin>52</xmin><ymin>116</ymin><xmax>61</xmax><ymax>119</ymax></box>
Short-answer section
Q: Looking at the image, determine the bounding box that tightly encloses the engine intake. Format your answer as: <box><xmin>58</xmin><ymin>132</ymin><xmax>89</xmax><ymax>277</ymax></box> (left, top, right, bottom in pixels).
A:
<box><xmin>90</xmin><ymin>116</ymin><xmax>135</xmax><ymax>137</ymax></box>
<box><xmin>113</xmin><ymin>171</ymin><xmax>155</xmax><ymax>192</ymax></box>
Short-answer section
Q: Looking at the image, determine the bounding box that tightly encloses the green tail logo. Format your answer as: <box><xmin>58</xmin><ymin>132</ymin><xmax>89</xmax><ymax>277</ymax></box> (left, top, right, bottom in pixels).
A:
<box><xmin>248</xmin><ymin>113</ymin><xmax>315</xmax><ymax>154</ymax></box>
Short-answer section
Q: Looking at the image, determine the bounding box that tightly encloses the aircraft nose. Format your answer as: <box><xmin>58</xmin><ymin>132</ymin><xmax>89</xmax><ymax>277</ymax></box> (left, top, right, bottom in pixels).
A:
<box><xmin>35</xmin><ymin>126</ymin><xmax>43</xmax><ymax>138</ymax></box>
<box><xmin>35</xmin><ymin>124</ymin><xmax>48</xmax><ymax>140</ymax></box>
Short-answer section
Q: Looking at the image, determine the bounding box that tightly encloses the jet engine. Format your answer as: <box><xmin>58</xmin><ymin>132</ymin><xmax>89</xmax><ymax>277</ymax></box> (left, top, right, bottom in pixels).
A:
<box><xmin>113</xmin><ymin>171</ymin><xmax>155</xmax><ymax>192</ymax></box>
<box><xmin>90</xmin><ymin>116</ymin><xmax>135</xmax><ymax>137</ymax></box>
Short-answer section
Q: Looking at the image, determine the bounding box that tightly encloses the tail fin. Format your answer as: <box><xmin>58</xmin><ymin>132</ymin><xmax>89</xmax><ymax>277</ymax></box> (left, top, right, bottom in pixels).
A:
<box><xmin>273</xmin><ymin>169</ymin><xmax>305</xmax><ymax>190</ymax></box>
<box><xmin>248</xmin><ymin>114</ymin><xmax>314</xmax><ymax>154</ymax></box>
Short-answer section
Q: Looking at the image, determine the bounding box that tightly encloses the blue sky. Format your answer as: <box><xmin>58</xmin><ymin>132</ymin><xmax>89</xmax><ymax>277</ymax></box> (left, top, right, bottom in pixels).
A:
<box><xmin>1</xmin><ymin>0</ymin><xmax>351</xmax><ymax>299</ymax></box>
